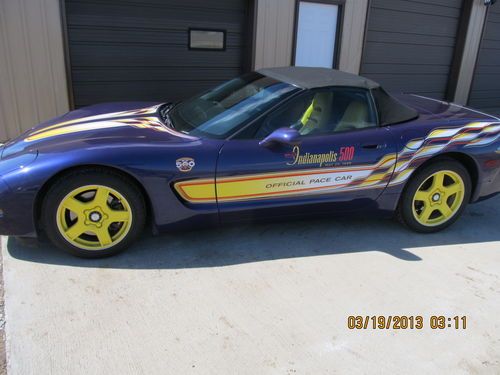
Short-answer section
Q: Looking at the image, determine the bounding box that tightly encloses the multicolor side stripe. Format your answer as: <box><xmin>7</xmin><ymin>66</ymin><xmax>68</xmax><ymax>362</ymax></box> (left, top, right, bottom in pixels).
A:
<box><xmin>389</xmin><ymin>121</ymin><xmax>500</xmax><ymax>186</ymax></box>
<box><xmin>175</xmin><ymin>121</ymin><xmax>500</xmax><ymax>204</ymax></box>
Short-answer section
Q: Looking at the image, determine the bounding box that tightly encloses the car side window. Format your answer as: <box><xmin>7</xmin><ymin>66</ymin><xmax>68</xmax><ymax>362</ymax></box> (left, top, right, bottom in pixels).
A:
<box><xmin>253</xmin><ymin>93</ymin><xmax>315</xmax><ymax>139</ymax></box>
<box><xmin>250</xmin><ymin>87</ymin><xmax>377</xmax><ymax>139</ymax></box>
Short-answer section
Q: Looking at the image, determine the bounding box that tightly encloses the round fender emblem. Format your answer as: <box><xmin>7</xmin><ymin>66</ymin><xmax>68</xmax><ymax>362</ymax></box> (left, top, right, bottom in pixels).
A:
<box><xmin>176</xmin><ymin>157</ymin><xmax>195</xmax><ymax>172</ymax></box>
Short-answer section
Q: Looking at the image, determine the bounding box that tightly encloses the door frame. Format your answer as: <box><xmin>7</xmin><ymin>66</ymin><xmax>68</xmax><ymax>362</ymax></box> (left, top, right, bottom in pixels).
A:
<box><xmin>291</xmin><ymin>0</ymin><xmax>345</xmax><ymax>69</ymax></box>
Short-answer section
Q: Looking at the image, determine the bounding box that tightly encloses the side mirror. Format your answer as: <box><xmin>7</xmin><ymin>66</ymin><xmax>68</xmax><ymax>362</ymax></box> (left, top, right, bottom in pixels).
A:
<box><xmin>259</xmin><ymin>127</ymin><xmax>301</xmax><ymax>147</ymax></box>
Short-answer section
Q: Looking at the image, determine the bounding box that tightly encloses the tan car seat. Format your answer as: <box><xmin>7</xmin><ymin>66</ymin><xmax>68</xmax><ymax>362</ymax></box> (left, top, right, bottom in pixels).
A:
<box><xmin>335</xmin><ymin>100</ymin><xmax>369</xmax><ymax>132</ymax></box>
<box><xmin>299</xmin><ymin>92</ymin><xmax>333</xmax><ymax>135</ymax></box>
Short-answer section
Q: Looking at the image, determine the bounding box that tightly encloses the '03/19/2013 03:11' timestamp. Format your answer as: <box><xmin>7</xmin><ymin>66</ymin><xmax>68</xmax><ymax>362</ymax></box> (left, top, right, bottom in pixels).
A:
<box><xmin>347</xmin><ymin>315</ymin><xmax>467</xmax><ymax>330</ymax></box>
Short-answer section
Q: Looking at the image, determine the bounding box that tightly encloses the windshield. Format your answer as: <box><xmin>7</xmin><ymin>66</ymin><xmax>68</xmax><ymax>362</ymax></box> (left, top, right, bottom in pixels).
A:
<box><xmin>167</xmin><ymin>72</ymin><xmax>299</xmax><ymax>138</ymax></box>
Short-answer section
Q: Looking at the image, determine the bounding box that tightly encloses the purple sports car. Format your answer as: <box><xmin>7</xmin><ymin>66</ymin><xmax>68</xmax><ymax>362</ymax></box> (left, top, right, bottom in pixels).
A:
<box><xmin>0</xmin><ymin>67</ymin><xmax>499</xmax><ymax>257</ymax></box>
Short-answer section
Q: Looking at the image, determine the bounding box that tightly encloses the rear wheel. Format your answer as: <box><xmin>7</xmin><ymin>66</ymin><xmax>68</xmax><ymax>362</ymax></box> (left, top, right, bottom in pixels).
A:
<box><xmin>42</xmin><ymin>168</ymin><xmax>146</xmax><ymax>258</ymax></box>
<box><xmin>397</xmin><ymin>160</ymin><xmax>471</xmax><ymax>233</ymax></box>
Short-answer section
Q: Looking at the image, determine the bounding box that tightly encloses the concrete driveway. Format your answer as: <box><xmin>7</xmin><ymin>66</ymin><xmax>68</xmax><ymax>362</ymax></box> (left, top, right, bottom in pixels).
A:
<box><xmin>2</xmin><ymin>196</ymin><xmax>500</xmax><ymax>375</ymax></box>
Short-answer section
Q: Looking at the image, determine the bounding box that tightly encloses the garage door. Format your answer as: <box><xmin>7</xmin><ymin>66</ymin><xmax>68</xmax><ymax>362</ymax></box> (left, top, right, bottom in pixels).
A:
<box><xmin>468</xmin><ymin>5</ymin><xmax>500</xmax><ymax>117</ymax></box>
<box><xmin>360</xmin><ymin>0</ymin><xmax>463</xmax><ymax>99</ymax></box>
<box><xmin>65</xmin><ymin>0</ymin><xmax>251</xmax><ymax>108</ymax></box>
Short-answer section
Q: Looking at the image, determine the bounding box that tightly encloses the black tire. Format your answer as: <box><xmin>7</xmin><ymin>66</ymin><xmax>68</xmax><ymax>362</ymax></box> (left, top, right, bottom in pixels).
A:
<box><xmin>42</xmin><ymin>168</ymin><xmax>146</xmax><ymax>258</ymax></box>
<box><xmin>397</xmin><ymin>159</ymin><xmax>471</xmax><ymax>233</ymax></box>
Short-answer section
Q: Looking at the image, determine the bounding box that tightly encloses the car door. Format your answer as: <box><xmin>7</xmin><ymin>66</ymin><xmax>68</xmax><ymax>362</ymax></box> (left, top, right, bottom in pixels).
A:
<box><xmin>215</xmin><ymin>88</ymin><xmax>398</xmax><ymax>223</ymax></box>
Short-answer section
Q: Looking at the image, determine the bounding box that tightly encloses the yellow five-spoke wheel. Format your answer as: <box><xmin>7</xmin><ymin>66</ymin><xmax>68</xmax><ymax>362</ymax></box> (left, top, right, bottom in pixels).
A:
<box><xmin>43</xmin><ymin>168</ymin><xmax>146</xmax><ymax>258</ymax></box>
<box><xmin>412</xmin><ymin>170</ymin><xmax>465</xmax><ymax>227</ymax></box>
<box><xmin>57</xmin><ymin>185</ymin><xmax>133</xmax><ymax>251</ymax></box>
<box><xmin>398</xmin><ymin>160</ymin><xmax>471</xmax><ymax>233</ymax></box>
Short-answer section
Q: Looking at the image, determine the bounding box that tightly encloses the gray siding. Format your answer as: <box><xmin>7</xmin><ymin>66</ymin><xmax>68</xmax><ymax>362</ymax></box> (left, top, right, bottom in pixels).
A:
<box><xmin>360</xmin><ymin>0</ymin><xmax>463</xmax><ymax>99</ymax></box>
<box><xmin>468</xmin><ymin>5</ymin><xmax>500</xmax><ymax>116</ymax></box>
<box><xmin>0</xmin><ymin>0</ymin><xmax>69</xmax><ymax>140</ymax></box>
<box><xmin>254</xmin><ymin>0</ymin><xmax>295</xmax><ymax>70</ymax></box>
<box><xmin>253</xmin><ymin>0</ymin><xmax>370</xmax><ymax>74</ymax></box>
<box><xmin>65</xmin><ymin>0</ymin><xmax>250</xmax><ymax>107</ymax></box>
<box><xmin>338</xmin><ymin>0</ymin><xmax>369</xmax><ymax>74</ymax></box>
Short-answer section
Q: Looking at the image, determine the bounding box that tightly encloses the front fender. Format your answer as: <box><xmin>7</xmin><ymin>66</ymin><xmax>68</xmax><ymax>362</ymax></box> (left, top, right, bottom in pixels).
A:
<box><xmin>1</xmin><ymin>138</ymin><xmax>223</xmax><ymax>237</ymax></box>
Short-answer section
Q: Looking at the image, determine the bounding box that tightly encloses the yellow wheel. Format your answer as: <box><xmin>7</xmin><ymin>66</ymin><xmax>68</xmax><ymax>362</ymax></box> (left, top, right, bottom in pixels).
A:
<box><xmin>56</xmin><ymin>185</ymin><xmax>133</xmax><ymax>251</ymax></box>
<box><xmin>398</xmin><ymin>160</ymin><xmax>471</xmax><ymax>233</ymax></box>
<box><xmin>412</xmin><ymin>170</ymin><xmax>465</xmax><ymax>227</ymax></box>
<box><xmin>43</xmin><ymin>168</ymin><xmax>146</xmax><ymax>257</ymax></box>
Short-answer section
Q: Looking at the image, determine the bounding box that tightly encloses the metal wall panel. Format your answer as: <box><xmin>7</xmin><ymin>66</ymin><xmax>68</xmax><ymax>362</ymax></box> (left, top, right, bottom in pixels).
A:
<box><xmin>468</xmin><ymin>5</ymin><xmax>500</xmax><ymax>116</ymax></box>
<box><xmin>253</xmin><ymin>0</ymin><xmax>370</xmax><ymax>73</ymax></box>
<box><xmin>452</xmin><ymin>0</ymin><xmax>487</xmax><ymax>105</ymax></box>
<box><xmin>0</xmin><ymin>0</ymin><xmax>69</xmax><ymax>140</ymax></box>
<box><xmin>253</xmin><ymin>0</ymin><xmax>295</xmax><ymax>69</ymax></box>
<box><xmin>65</xmin><ymin>0</ymin><xmax>250</xmax><ymax>107</ymax></box>
<box><xmin>338</xmin><ymin>0</ymin><xmax>369</xmax><ymax>74</ymax></box>
<box><xmin>360</xmin><ymin>0</ymin><xmax>463</xmax><ymax>99</ymax></box>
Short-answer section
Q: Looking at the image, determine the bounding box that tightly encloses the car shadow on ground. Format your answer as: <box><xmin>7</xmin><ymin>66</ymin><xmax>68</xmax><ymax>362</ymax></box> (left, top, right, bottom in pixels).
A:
<box><xmin>5</xmin><ymin>196</ymin><xmax>500</xmax><ymax>269</ymax></box>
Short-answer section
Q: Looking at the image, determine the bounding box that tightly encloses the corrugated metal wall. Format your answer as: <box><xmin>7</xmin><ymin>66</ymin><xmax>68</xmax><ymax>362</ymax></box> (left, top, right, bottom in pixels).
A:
<box><xmin>65</xmin><ymin>0</ymin><xmax>250</xmax><ymax>107</ymax></box>
<box><xmin>468</xmin><ymin>5</ymin><xmax>500</xmax><ymax>116</ymax></box>
<box><xmin>360</xmin><ymin>0</ymin><xmax>464</xmax><ymax>99</ymax></box>
<box><xmin>0</xmin><ymin>0</ymin><xmax>69</xmax><ymax>141</ymax></box>
<box><xmin>0</xmin><ymin>0</ymin><xmax>494</xmax><ymax>140</ymax></box>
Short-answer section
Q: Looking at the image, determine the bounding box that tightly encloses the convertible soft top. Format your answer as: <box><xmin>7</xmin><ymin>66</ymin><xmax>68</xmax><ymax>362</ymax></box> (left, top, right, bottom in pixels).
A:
<box><xmin>257</xmin><ymin>66</ymin><xmax>380</xmax><ymax>90</ymax></box>
<box><xmin>258</xmin><ymin>66</ymin><xmax>419</xmax><ymax>125</ymax></box>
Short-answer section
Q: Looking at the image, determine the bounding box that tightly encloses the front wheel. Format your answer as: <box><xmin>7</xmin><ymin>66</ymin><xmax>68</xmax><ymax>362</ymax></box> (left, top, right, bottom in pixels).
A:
<box><xmin>42</xmin><ymin>168</ymin><xmax>146</xmax><ymax>258</ymax></box>
<box><xmin>397</xmin><ymin>160</ymin><xmax>471</xmax><ymax>233</ymax></box>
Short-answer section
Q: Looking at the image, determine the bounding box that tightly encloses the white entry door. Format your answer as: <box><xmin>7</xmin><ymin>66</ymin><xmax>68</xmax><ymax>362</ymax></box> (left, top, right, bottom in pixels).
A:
<box><xmin>294</xmin><ymin>1</ymin><xmax>340</xmax><ymax>68</ymax></box>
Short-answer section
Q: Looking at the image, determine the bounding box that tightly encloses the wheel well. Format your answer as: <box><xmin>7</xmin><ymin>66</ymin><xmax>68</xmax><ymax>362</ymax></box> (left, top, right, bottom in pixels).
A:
<box><xmin>34</xmin><ymin>165</ymin><xmax>153</xmax><ymax>233</ymax></box>
<box><xmin>411</xmin><ymin>152</ymin><xmax>479</xmax><ymax>201</ymax></box>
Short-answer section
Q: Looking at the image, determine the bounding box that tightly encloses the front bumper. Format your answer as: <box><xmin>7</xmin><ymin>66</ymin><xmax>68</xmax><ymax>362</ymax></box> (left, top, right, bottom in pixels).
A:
<box><xmin>0</xmin><ymin>178</ymin><xmax>16</xmax><ymax>234</ymax></box>
<box><xmin>0</xmin><ymin>176</ymin><xmax>37</xmax><ymax>237</ymax></box>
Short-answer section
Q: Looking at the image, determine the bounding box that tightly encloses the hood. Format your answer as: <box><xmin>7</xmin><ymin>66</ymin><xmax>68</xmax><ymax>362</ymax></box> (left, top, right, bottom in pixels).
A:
<box><xmin>394</xmin><ymin>94</ymin><xmax>498</xmax><ymax>121</ymax></box>
<box><xmin>1</xmin><ymin>102</ymin><xmax>197</xmax><ymax>159</ymax></box>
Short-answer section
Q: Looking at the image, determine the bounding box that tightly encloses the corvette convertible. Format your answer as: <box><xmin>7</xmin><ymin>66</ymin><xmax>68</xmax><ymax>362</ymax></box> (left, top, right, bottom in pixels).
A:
<box><xmin>0</xmin><ymin>67</ymin><xmax>499</xmax><ymax>257</ymax></box>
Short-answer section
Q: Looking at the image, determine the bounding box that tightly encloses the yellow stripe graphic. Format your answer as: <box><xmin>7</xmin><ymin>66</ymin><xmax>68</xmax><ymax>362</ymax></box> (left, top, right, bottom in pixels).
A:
<box><xmin>175</xmin><ymin>154</ymin><xmax>397</xmax><ymax>203</ymax></box>
<box><xmin>25</xmin><ymin>116</ymin><xmax>196</xmax><ymax>142</ymax></box>
<box><xmin>28</xmin><ymin>104</ymin><xmax>162</xmax><ymax>137</ymax></box>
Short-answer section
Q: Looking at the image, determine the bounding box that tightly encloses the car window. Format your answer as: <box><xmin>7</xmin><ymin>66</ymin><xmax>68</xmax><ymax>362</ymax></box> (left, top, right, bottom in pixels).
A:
<box><xmin>252</xmin><ymin>92</ymin><xmax>315</xmax><ymax>139</ymax></box>
<box><xmin>371</xmin><ymin>87</ymin><xmax>419</xmax><ymax>126</ymax></box>
<box><xmin>167</xmin><ymin>72</ymin><xmax>298</xmax><ymax>139</ymax></box>
<box><xmin>249</xmin><ymin>87</ymin><xmax>377</xmax><ymax>139</ymax></box>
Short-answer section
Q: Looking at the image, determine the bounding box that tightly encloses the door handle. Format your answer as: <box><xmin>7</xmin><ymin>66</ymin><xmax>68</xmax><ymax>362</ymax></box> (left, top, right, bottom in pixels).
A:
<box><xmin>362</xmin><ymin>143</ymin><xmax>386</xmax><ymax>150</ymax></box>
